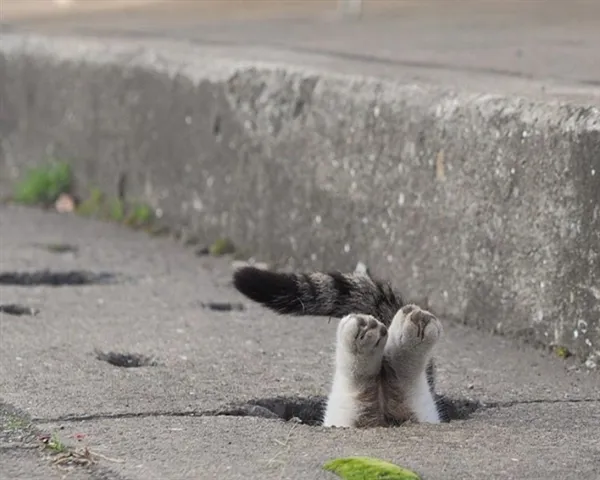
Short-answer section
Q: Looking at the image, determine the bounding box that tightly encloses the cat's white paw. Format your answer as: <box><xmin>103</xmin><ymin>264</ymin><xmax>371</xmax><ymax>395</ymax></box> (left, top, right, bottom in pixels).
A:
<box><xmin>338</xmin><ymin>313</ymin><xmax>388</xmax><ymax>355</ymax></box>
<box><xmin>396</xmin><ymin>304</ymin><xmax>442</xmax><ymax>347</ymax></box>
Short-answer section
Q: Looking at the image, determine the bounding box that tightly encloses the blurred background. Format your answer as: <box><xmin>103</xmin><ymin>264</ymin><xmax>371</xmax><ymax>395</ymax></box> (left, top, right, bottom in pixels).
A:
<box><xmin>2</xmin><ymin>0</ymin><xmax>405</xmax><ymax>21</ymax></box>
<box><xmin>2</xmin><ymin>0</ymin><xmax>599</xmax><ymax>104</ymax></box>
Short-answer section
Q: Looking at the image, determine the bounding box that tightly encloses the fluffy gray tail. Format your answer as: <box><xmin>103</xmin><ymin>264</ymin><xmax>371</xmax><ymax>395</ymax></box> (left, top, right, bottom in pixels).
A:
<box><xmin>232</xmin><ymin>267</ymin><xmax>404</xmax><ymax>326</ymax></box>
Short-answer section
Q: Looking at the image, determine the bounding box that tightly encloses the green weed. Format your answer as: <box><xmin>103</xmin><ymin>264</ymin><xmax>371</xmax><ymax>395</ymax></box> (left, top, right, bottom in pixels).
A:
<box><xmin>13</xmin><ymin>161</ymin><xmax>72</xmax><ymax>206</ymax></box>
<box><xmin>46</xmin><ymin>433</ymin><xmax>68</xmax><ymax>453</ymax></box>
<box><xmin>124</xmin><ymin>203</ymin><xmax>154</xmax><ymax>228</ymax></box>
<box><xmin>76</xmin><ymin>187</ymin><xmax>104</xmax><ymax>217</ymax></box>
<box><xmin>3</xmin><ymin>415</ymin><xmax>29</xmax><ymax>431</ymax></box>
<box><xmin>107</xmin><ymin>198</ymin><xmax>126</xmax><ymax>222</ymax></box>
<box><xmin>209</xmin><ymin>237</ymin><xmax>236</xmax><ymax>256</ymax></box>
<box><xmin>554</xmin><ymin>345</ymin><xmax>572</xmax><ymax>359</ymax></box>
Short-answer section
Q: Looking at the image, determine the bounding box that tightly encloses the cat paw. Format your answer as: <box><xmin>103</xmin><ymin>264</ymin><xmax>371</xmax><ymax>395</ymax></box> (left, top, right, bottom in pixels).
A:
<box><xmin>338</xmin><ymin>313</ymin><xmax>388</xmax><ymax>355</ymax></box>
<box><xmin>398</xmin><ymin>305</ymin><xmax>442</xmax><ymax>347</ymax></box>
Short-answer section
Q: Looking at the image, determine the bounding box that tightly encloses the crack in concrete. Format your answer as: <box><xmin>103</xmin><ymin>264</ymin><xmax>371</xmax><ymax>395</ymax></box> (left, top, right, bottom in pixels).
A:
<box><xmin>481</xmin><ymin>398</ymin><xmax>600</xmax><ymax>408</ymax></box>
<box><xmin>33</xmin><ymin>409</ymin><xmax>210</xmax><ymax>424</ymax></box>
<box><xmin>34</xmin><ymin>406</ymin><xmax>281</xmax><ymax>424</ymax></box>
<box><xmin>1</xmin><ymin>400</ymin><xmax>131</xmax><ymax>480</ymax></box>
<box><xmin>0</xmin><ymin>443</ymin><xmax>40</xmax><ymax>450</ymax></box>
<box><xmin>34</xmin><ymin>397</ymin><xmax>600</xmax><ymax>425</ymax></box>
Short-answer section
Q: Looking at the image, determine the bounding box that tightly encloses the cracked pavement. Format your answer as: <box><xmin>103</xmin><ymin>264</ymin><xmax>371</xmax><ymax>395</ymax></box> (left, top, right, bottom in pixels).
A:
<box><xmin>1</xmin><ymin>205</ymin><xmax>600</xmax><ymax>479</ymax></box>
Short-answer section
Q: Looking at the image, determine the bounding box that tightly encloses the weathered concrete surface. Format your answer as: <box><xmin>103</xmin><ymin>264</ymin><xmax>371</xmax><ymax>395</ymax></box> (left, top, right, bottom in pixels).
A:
<box><xmin>1</xmin><ymin>205</ymin><xmax>599</xmax><ymax>479</ymax></box>
<box><xmin>1</xmin><ymin>402</ymin><xmax>90</xmax><ymax>480</ymax></box>
<box><xmin>1</xmin><ymin>32</ymin><xmax>600</xmax><ymax>364</ymax></box>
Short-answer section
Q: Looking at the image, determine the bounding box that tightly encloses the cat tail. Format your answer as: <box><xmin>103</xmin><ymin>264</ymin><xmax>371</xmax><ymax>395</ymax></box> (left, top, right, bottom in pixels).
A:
<box><xmin>232</xmin><ymin>266</ymin><xmax>404</xmax><ymax>325</ymax></box>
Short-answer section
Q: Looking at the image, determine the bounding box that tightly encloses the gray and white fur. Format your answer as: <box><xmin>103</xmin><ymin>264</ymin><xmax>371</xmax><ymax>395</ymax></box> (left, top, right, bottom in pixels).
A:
<box><xmin>233</xmin><ymin>267</ymin><xmax>443</xmax><ymax>427</ymax></box>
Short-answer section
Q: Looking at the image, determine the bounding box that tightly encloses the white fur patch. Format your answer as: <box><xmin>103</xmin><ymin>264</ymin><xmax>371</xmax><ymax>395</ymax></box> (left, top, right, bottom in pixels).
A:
<box><xmin>407</xmin><ymin>371</ymin><xmax>440</xmax><ymax>424</ymax></box>
<box><xmin>322</xmin><ymin>376</ymin><xmax>359</xmax><ymax>427</ymax></box>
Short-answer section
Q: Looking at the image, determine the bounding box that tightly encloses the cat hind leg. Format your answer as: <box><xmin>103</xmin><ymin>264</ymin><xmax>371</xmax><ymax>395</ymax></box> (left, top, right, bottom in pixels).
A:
<box><xmin>323</xmin><ymin>314</ymin><xmax>388</xmax><ymax>427</ymax></box>
<box><xmin>384</xmin><ymin>304</ymin><xmax>443</xmax><ymax>424</ymax></box>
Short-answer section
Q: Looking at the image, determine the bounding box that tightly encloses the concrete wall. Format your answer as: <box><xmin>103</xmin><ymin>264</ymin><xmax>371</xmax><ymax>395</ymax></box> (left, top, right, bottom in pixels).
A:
<box><xmin>1</xmin><ymin>34</ymin><xmax>599</xmax><ymax>365</ymax></box>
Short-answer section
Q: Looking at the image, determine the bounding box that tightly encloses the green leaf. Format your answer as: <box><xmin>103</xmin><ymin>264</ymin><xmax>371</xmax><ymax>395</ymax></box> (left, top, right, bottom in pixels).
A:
<box><xmin>323</xmin><ymin>456</ymin><xmax>421</xmax><ymax>480</ymax></box>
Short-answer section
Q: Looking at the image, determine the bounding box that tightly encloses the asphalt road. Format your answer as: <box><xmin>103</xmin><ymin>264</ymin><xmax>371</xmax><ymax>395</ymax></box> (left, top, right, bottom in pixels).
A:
<box><xmin>1</xmin><ymin>205</ymin><xmax>599</xmax><ymax>479</ymax></box>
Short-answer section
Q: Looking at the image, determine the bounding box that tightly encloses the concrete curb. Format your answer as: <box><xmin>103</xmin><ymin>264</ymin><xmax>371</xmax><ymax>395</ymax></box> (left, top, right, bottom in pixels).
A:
<box><xmin>1</xmin><ymin>34</ymin><xmax>599</xmax><ymax>365</ymax></box>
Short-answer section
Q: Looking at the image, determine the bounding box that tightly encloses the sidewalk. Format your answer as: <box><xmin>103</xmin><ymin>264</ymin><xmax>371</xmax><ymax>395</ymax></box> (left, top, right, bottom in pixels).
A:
<box><xmin>3</xmin><ymin>0</ymin><xmax>600</xmax><ymax>105</ymax></box>
<box><xmin>2</xmin><ymin>2</ymin><xmax>600</xmax><ymax>478</ymax></box>
<box><xmin>1</xmin><ymin>205</ymin><xmax>599</xmax><ymax>479</ymax></box>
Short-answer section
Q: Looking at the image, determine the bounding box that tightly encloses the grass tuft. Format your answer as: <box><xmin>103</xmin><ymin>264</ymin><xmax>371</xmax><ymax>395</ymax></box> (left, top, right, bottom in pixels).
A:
<box><xmin>209</xmin><ymin>237</ymin><xmax>236</xmax><ymax>256</ymax></box>
<box><xmin>76</xmin><ymin>187</ymin><xmax>104</xmax><ymax>217</ymax></box>
<box><xmin>4</xmin><ymin>415</ymin><xmax>29</xmax><ymax>431</ymax></box>
<box><xmin>554</xmin><ymin>345</ymin><xmax>572</xmax><ymax>359</ymax></box>
<box><xmin>107</xmin><ymin>198</ymin><xmax>126</xmax><ymax>222</ymax></box>
<box><xmin>13</xmin><ymin>161</ymin><xmax>72</xmax><ymax>206</ymax></box>
<box><xmin>76</xmin><ymin>188</ymin><xmax>155</xmax><ymax>229</ymax></box>
<box><xmin>46</xmin><ymin>433</ymin><xmax>68</xmax><ymax>453</ymax></box>
<box><xmin>124</xmin><ymin>202</ymin><xmax>154</xmax><ymax>228</ymax></box>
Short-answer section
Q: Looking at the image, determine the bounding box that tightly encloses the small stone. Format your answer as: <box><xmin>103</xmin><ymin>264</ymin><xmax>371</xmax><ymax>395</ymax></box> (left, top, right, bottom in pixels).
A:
<box><xmin>584</xmin><ymin>357</ymin><xmax>598</xmax><ymax>369</ymax></box>
<box><xmin>354</xmin><ymin>261</ymin><xmax>370</xmax><ymax>276</ymax></box>
<box><xmin>231</xmin><ymin>260</ymin><xmax>249</xmax><ymax>270</ymax></box>
<box><xmin>55</xmin><ymin>193</ymin><xmax>76</xmax><ymax>213</ymax></box>
<box><xmin>231</xmin><ymin>260</ymin><xmax>269</xmax><ymax>271</ymax></box>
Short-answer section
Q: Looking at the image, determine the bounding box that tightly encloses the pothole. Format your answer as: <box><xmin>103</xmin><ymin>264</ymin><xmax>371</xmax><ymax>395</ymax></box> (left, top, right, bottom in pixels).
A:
<box><xmin>436</xmin><ymin>395</ymin><xmax>481</xmax><ymax>421</ymax></box>
<box><xmin>219</xmin><ymin>395</ymin><xmax>480</xmax><ymax>426</ymax></box>
<box><xmin>220</xmin><ymin>396</ymin><xmax>326</xmax><ymax>426</ymax></box>
<box><xmin>0</xmin><ymin>304</ymin><xmax>40</xmax><ymax>316</ymax></box>
<box><xmin>94</xmin><ymin>350</ymin><xmax>159</xmax><ymax>368</ymax></box>
<box><xmin>0</xmin><ymin>270</ymin><xmax>116</xmax><ymax>286</ymax></box>
<box><xmin>201</xmin><ymin>301</ymin><xmax>245</xmax><ymax>312</ymax></box>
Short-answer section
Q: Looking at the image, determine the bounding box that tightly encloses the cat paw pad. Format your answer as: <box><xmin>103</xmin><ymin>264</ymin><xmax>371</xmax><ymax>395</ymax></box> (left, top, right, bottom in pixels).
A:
<box><xmin>339</xmin><ymin>314</ymin><xmax>388</xmax><ymax>354</ymax></box>
<box><xmin>402</xmin><ymin>308</ymin><xmax>442</xmax><ymax>345</ymax></box>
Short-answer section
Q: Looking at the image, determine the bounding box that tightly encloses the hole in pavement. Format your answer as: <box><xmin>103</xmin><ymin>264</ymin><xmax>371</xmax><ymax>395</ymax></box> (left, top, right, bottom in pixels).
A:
<box><xmin>212</xmin><ymin>114</ymin><xmax>222</xmax><ymax>138</ymax></box>
<box><xmin>221</xmin><ymin>396</ymin><xmax>326</xmax><ymax>426</ymax></box>
<box><xmin>201</xmin><ymin>301</ymin><xmax>245</xmax><ymax>312</ymax></box>
<box><xmin>436</xmin><ymin>395</ymin><xmax>481</xmax><ymax>422</ymax></box>
<box><xmin>0</xmin><ymin>304</ymin><xmax>40</xmax><ymax>316</ymax></box>
<box><xmin>0</xmin><ymin>270</ymin><xmax>115</xmax><ymax>286</ymax></box>
<box><xmin>220</xmin><ymin>395</ymin><xmax>480</xmax><ymax>426</ymax></box>
<box><xmin>95</xmin><ymin>350</ymin><xmax>159</xmax><ymax>368</ymax></box>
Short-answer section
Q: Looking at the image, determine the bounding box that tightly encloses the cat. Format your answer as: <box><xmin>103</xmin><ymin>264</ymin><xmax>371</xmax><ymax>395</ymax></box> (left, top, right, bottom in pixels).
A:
<box><xmin>232</xmin><ymin>266</ymin><xmax>443</xmax><ymax>428</ymax></box>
